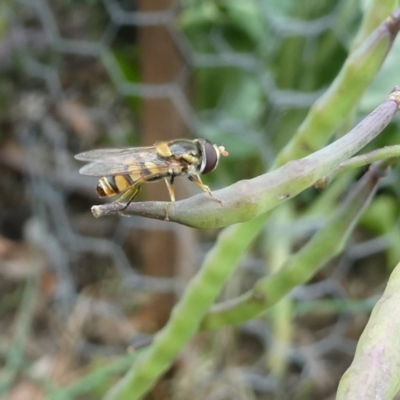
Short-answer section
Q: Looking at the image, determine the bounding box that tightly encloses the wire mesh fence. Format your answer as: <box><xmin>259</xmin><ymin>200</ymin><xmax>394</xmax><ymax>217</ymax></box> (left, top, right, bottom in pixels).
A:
<box><xmin>1</xmin><ymin>0</ymin><xmax>400</xmax><ymax>399</ymax></box>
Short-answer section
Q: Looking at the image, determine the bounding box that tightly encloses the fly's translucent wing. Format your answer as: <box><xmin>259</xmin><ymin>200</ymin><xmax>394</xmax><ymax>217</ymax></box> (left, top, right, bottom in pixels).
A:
<box><xmin>74</xmin><ymin>146</ymin><xmax>154</xmax><ymax>161</ymax></box>
<box><xmin>76</xmin><ymin>147</ymin><xmax>182</xmax><ymax>177</ymax></box>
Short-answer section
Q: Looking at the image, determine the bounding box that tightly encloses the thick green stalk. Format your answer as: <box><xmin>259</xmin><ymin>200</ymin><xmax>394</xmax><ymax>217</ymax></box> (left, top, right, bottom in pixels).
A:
<box><xmin>265</xmin><ymin>204</ymin><xmax>295</xmax><ymax>381</ymax></box>
<box><xmin>336</xmin><ymin>260</ymin><xmax>400</xmax><ymax>399</ymax></box>
<box><xmin>201</xmin><ymin>162</ymin><xmax>387</xmax><ymax>329</ymax></box>
<box><xmin>103</xmin><ymin>216</ymin><xmax>265</xmax><ymax>400</ymax></box>
<box><xmin>95</xmin><ymin>93</ymin><xmax>400</xmax><ymax>228</ymax></box>
<box><xmin>351</xmin><ymin>0</ymin><xmax>398</xmax><ymax>51</ymax></box>
<box><xmin>274</xmin><ymin>8</ymin><xmax>400</xmax><ymax>167</ymax></box>
<box><xmin>95</xmin><ymin>9</ymin><xmax>400</xmax><ymax>227</ymax></box>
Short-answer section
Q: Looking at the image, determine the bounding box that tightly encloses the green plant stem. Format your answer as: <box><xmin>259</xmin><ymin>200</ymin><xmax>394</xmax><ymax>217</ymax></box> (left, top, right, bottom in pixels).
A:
<box><xmin>103</xmin><ymin>216</ymin><xmax>265</xmax><ymax>400</ymax></box>
<box><xmin>332</xmin><ymin>144</ymin><xmax>400</xmax><ymax>176</ymax></box>
<box><xmin>351</xmin><ymin>0</ymin><xmax>398</xmax><ymax>51</ymax></box>
<box><xmin>94</xmin><ymin>92</ymin><xmax>400</xmax><ymax>228</ymax></box>
<box><xmin>265</xmin><ymin>204</ymin><xmax>295</xmax><ymax>381</ymax></box>
<box><xmin>200</xmin><ymin>161</ymin><xmax>388</xmax><ymax>330</ymax></box>
<box><xmin>336</xmin><ymin>260</ymin><xmax>400</xmax><ymax>399</ymax></box>
<box><xmin>274</xmin><ymin>7</ymin><xmax>400</xmax><ymax>167</ymax></box>
<box><xmin>313</xmin><ymin>144</ymin><xmax>400</xmax><ymax>188</ymax></box>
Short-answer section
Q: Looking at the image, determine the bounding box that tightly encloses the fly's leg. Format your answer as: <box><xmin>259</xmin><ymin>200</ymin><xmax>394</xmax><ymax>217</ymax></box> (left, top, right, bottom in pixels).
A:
<box><xmin>118</xmin><ymin>185</ymin><xmax>141</xmax><ymax>211</ymax></box>
<box><xmin>163</xmin><ymin>176</ymin><xmax>176</xmax><ymax>221</ymax></box>
<box><xmin>188</xmin><ymin>175</ymin><xmax>224</xmax><ymax>205</ymax></box>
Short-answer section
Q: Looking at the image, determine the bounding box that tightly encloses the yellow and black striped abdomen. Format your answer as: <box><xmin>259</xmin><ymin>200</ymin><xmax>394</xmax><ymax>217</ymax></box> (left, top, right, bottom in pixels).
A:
<box><xmin>96</xmin><ymin>174</ymin><xmax>136</xmax><ymax>197</ymax></box>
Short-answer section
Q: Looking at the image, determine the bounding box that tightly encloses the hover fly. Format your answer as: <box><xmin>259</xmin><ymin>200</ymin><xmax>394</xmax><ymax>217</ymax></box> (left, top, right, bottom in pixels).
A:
<box><xmin>75</xmin><ymin>138</ymin><xmax>229</xmax><ymax>217</ymax></box>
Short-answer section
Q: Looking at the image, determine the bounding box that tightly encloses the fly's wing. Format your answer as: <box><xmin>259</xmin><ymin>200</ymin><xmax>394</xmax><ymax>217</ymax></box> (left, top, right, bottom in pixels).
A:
<box><xmin>76</xmin><ymin>147</ymin><xmax>181</xmax><ymax>177</ymax></box>
<box><xmin>75</xmin><ymin>146</ymin><xmax>154</xmax><ymax>161</ymax></box>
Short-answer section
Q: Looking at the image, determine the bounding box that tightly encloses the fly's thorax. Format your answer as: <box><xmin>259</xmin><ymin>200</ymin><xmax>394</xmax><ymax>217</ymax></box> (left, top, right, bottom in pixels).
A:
<box><xmin>167</xmin><ymin>139</ymin><xmax>201</xmax><ymax>158</ymax></box>
<box><xmin>155</xmin><ymin>141</ymin><xmax>173</xmax><ymax>158</ymax></box>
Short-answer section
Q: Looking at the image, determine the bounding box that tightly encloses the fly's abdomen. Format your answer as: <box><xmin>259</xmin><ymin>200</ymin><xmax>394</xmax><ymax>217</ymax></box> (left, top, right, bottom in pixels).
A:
<box><xmin>96</xmin><ymin>175</ymin><xmax>135</xmax><ymax>197</ymax></box>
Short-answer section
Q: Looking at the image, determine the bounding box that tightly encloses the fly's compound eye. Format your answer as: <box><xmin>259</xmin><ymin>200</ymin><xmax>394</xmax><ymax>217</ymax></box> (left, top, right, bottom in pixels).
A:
<box><xmin>201</xmin><ymin>140</ymin><xmax>219</xmax><ymax>174</ymax></box>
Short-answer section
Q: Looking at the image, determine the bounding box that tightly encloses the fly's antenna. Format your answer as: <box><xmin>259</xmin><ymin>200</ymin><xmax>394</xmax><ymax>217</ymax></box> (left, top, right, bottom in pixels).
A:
<box><xmin>217</xmin><ymin>146</ymin><xmax>229</xmax><ymax>157</ymax></box>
